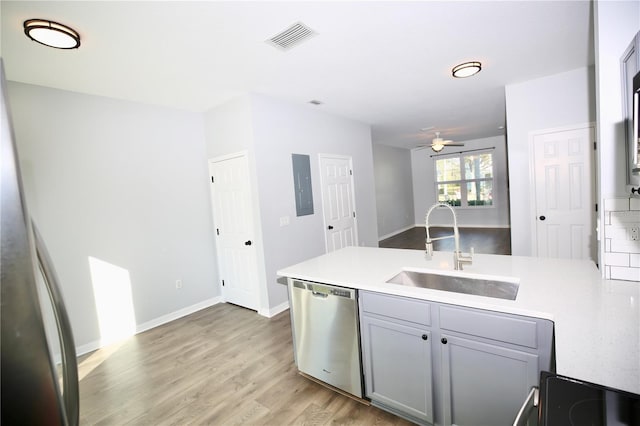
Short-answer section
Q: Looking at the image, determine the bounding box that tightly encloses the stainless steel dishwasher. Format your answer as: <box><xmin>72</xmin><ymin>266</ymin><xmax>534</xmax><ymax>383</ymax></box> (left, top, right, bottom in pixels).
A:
<box><xmin>289</xmin><ymin>279</ymin><xmax>363</xmax><ymax>399</ymax></box>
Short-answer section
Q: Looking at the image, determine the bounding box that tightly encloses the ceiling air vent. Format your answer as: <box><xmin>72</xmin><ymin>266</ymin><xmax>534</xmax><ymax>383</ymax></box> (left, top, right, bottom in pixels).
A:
<box><xmin>266</xmin><ymin>22</ymin><xmax>317</xmax><ymax>51</ymax></box>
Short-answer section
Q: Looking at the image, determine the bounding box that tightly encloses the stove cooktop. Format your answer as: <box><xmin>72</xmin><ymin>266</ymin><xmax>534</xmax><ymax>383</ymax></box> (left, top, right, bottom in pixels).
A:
<box><xmin>540</xmin><ymin>372</ymin><xmax>640</xmax><ymax>426</ymax></box>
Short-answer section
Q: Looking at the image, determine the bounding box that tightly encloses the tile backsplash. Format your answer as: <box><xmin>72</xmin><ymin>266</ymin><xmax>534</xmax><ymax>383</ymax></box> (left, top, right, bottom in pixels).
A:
<box><xmin>603</xmin><ymin>198</ymin><xmax>640</xmax><ymax>282</ymax></box>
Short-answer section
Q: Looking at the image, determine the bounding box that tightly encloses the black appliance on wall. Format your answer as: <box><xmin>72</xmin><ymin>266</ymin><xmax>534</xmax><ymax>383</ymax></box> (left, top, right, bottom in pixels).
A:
<box><xmin>0</xmin><ymin>59</ymin><xmax>79</xmax><ymax>424</ymax></box>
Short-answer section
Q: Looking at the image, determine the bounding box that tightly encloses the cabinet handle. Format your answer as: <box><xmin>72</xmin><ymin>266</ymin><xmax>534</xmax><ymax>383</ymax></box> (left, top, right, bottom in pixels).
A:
<box><xmin>422</xmin><ymin>334</ymin><xmax>428</xmax><ymax>340</ymax></box>
<box><xmin>539</xmin><ymin>215</ymin><xmax>546</xmax><ymax>221</ymax></box>
<box><xmin>244</xmin><ymin>240</ymin><xmax>252</xmax><ymax>246</ymax></box>
<box><xmin>328</xmin><ymin>225</ymin><xmax>334</xmax><ymax>230</ymax></box>
<box><xmin>441</xmin><ymin>337</ymin><xmax>448</xmax><ymax>344</ymax></box>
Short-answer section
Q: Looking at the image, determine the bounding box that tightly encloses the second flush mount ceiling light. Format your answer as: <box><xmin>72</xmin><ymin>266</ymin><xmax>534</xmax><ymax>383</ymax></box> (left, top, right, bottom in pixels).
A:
<box><xmin>24</xmin><ymin>19</ymin><xmax>81</xmax><ymax>49</ymax></box>
<box><xmin>452</xmin><ymin>61</ymin><xmax>481</xmax><ymax>78</ymax></box>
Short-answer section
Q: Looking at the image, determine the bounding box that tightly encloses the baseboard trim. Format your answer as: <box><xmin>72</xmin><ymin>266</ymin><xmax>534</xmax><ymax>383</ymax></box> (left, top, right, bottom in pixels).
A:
<box><xmin>259</xmin><ymin>300</ymin><xmax>290</xmax><ymax>318</ymax></box>
<box><xmin>75</xmin><ymin>296</ymin><xmax>222</xmax><ymax>357</ymax></box>
<box><xmin>378</xmin><ymin>224</ymin><xmax>419</xmax><ymax>241</ymax></box>
<box><xmin>413</xmin><ymin>223</ymin><xmax>511</xmax><ymax>229</ymax></box>
<box><xmin>136</xmin><ymin>297</ymin><xmax>222</xmax><ymax>335</ymax></box>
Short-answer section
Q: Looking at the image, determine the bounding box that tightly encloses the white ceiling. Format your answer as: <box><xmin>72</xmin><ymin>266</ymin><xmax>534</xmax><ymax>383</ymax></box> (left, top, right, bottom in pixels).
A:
<box><xmin>0</xmin><ymin>1</ymin><xmax>593</xmax><ymax>149</ymax></box>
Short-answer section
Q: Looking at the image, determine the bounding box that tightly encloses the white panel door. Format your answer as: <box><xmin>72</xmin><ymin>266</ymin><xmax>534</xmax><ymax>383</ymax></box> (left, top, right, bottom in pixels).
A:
<box><xmin>209</xmin><ymin>153</ymin><xmax>259</xmax><ymax>311</ymax></box>
<box><xmin>533</xmin><ymin>126</ymin><xmax>596</xmax><ymax>261</ymax></box>
<box><xmin>319</xmin><ymin>155</ymin><xmax>358</xmax><ymax>252</ymax></box>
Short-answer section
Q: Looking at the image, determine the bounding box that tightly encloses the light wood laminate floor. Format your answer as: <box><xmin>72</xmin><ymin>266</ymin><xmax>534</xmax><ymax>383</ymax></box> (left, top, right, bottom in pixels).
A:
<box><xmin>78</xmin><ymin>303</ymin><xmax>413</xmax><ymax>426</ymax></box>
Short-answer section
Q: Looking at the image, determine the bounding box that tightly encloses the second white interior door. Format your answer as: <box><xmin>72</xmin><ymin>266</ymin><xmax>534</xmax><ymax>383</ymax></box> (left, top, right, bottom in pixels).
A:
<box><xmin>319</xmin><ymin>155</ymin><xmax>358</xmax><ymax>252</ymax></box>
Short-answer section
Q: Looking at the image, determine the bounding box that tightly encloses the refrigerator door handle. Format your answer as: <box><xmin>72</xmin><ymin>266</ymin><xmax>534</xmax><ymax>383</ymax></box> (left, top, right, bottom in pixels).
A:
<box><xmin>33</xmin><ymin>222</ymin><xmax>80</xmax><ymax>426</ymax></box>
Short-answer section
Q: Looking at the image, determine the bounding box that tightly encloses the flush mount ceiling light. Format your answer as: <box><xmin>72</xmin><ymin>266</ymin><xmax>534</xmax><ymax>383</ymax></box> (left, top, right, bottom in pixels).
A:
<box><xmin>452</xmin><ymin>61</ymin><xmax>481</xmax><ymax>78</ymax></box>
<box><xmin>24</xmin><ymin>19</ymin><xmax>80</xmax><ymax>49</ymax></box>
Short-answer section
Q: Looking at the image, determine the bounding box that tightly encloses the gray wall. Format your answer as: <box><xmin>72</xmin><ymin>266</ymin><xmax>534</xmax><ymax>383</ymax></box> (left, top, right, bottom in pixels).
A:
<box><xmin>372</xmin><ymin>144</ymin><xmax>415</xmax><ymax>239</ymax></box>
<box><xmin>505</xmin><ymin>67</ymin><xmax>596</xmax><ymax>256</ymax></box>
<box><xmin>411</xmin><ymin>135</ymin><xmax>510</xmax><ymax>228</ymax></box>
<box><xmin>7</xmin><ymin>82</ymin><xmax>219</xmax><ymax>351</ymax></box>
<box><xmin>204</xmin><ymin>93</ymin><xmax>378</xmax><ymax>312</ymax></box>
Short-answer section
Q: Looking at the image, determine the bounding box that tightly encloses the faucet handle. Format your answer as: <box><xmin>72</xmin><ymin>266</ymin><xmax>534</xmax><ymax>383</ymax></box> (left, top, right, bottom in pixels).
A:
<box><xmin>425</xmin><ymin>240</ymin><xmax>434</xmax><ymax>259</ymax></box>
<box><xmin>461</xmin><ymin>247</ymin><xmax>473</xmax><ymax>260</ymax></box>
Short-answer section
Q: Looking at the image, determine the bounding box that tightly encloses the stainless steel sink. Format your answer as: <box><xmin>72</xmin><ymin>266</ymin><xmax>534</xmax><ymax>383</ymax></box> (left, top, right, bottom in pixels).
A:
<box><xmin>386</xmin><ymin>270</ymin><xmax>519</xmax><ymax>300</ymax></box>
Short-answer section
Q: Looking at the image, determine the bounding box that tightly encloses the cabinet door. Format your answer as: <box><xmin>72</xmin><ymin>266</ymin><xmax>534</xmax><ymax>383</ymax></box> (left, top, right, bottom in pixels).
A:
<box><xmin>440</xmin><ymin>334</ymin><xmax>538</xmax><ymax>426</ymax></box>
<box><xmin>361</xmin><ymin>315</ymin><xmax>433</xmax><ymax>424</ymax></box>
<box><xmin>622</xmin><ymin>32</ymin><xmax>639</xmax><ymax>186</ymax></box>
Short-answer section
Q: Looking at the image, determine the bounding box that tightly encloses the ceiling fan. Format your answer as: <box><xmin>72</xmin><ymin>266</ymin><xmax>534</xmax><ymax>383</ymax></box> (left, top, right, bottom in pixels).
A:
<box><xmin>419</xmin><ymin>131</ymin><xmax>465</xmax><ymax>152</ymax></box>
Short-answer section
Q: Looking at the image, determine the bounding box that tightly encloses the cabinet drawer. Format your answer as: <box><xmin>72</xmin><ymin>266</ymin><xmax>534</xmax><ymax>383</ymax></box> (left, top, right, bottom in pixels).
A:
<box><xmin>361</xmin><ymin>291</ymin><xmax>431</xmax><ymax>326</ymax></box>
<box><xmin>439</xmin><ymin>306</ymin><xmax>538</xmax><ymax>349</ymax></box>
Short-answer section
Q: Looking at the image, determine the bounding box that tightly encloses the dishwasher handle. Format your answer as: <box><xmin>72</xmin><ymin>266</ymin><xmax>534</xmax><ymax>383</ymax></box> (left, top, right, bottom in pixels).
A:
<box><xmin>512</xmin><ymin>386</ymin><xmax>539</xmax><ymax>426</ymax></box>
<box><xmin>311</xmin><ymin>290</ymin><xmax>328</xmax><ymax>298</ymax></box>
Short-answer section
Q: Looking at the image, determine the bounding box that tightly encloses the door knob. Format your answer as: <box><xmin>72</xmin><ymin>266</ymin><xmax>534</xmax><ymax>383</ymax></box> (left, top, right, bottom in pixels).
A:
<box><xmin>244</xmin><ymin>240</ymin><xmax>252</xmax><ymax>246</ymax></box>
<box><xmin>539</xmin><ymin>216</ymin><xmax>546</xmax><ymax>221</ymax></box>
<box><xmin>327</xmin><ymin>225</ymin><xmax>334</xmax><ymax>230</ymax></box>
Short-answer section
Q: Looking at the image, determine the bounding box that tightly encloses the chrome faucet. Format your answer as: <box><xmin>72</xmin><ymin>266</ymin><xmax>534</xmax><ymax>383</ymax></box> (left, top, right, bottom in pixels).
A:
<box><xmin>425</xmin><ymin>202</ymin><xmax>473</xmax><ymax>270</ymax></box>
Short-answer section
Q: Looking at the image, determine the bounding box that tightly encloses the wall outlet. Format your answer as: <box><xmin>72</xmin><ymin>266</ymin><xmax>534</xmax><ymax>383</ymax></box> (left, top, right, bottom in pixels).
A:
<box><xmin>631</xmin><ymin>227</ymin><xmax>639</xmax><ymax>241</ymax></box>
<box><xmin>175</xmin><ymin>279</ymin><xmax>183</xmax><ymax>289</ymax></box>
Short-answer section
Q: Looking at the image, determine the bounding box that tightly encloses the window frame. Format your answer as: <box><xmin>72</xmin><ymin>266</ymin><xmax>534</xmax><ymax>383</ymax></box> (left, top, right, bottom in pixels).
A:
<box><xmin>433</xmin><ymin>150</ymin><xmax>495</xmax><ymax>208</ymax></box>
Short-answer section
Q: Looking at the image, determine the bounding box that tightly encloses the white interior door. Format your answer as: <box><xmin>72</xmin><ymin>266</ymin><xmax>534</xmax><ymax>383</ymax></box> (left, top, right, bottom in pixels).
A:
<box><xmin>319</xmin><ymin>155</ymin><xmax>358</xmax><ymax>252</ymax></box>
<box><xmin>209</xmin><ymin>153</ymin><xmax>259</xmax><ymax>311</ymax></box>
<box><xmin>532</xmin><ymin>125</ymin><xmax>596</xmax><ymax>261</ymax></box>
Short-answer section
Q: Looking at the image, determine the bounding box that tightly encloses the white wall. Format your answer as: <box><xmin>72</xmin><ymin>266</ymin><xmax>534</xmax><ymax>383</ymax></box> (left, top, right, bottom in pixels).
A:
<box><xmin>411</xmin><ymin>135</ymin><xmax>510</xmax><ymax>228</ymax></box>
<box><xmin>372</xmin><ymin>144</ymin><xmax>415</xmax><ymax>239</ymax></box>
<box><xmin>505</xmin><ymin>67</ymin><xmax>596</xmax><ymax>256</ymax></box>
<box><xmin>7</xmin><ymin>82</ymin><xmax>219</xmax><ymax>350</ymax></box>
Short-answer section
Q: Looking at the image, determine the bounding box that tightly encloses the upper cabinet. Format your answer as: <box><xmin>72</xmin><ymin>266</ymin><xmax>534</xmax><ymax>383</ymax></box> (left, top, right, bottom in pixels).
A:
<box><xmin>621</xmin><ymin>30</ymin><xmax>640</xmax><ymax>189</ymax></box>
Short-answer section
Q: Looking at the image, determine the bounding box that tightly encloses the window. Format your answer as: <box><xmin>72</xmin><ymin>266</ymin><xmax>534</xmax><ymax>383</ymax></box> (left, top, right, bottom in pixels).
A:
<box><xmin>435</xmin><ymin>151</ymin><xmax>493</xmax><ymax>207</ymax></box>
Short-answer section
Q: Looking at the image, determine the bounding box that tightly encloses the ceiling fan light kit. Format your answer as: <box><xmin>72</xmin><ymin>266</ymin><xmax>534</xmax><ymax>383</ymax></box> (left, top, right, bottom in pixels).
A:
<box><xmin>23</xmin><ymin>19</ymin><xmax>80</xmax><ymax>49</ymax></box>
<box><xmin>427</xmin><ymin>131</ymin><xmax>465</xmax><ymax>152</ymax></box>
<box><xmin>431</xmin><ymin>143</ymin><xmax>445</xmax><ymax>152</ymax></box>
<box><xmin>452</xmin><ymin>61</ymin><xmax>482</xmax><ymax>78</ymax></box>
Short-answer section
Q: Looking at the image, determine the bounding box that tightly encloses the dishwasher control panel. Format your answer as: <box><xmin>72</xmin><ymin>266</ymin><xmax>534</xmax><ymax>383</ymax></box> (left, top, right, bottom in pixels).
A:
<box><xmin>293</xmin><ymin>280</ymin><xmax>356</xmax><ymax>299</ymax></box>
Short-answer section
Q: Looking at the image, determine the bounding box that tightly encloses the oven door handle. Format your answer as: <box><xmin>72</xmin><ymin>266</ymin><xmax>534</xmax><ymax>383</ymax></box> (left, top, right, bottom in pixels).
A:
<box><xmin>512</xmin><ymin>386</ymin><xmax>539</xmax><ymax>426</ymax></box>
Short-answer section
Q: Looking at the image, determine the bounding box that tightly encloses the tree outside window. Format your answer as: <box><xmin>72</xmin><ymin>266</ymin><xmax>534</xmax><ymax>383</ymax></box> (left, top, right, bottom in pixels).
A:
<box><xmin>435</xmin><ymin>152</ymin><xmax>493</xmax><ymax>207</ymax></box>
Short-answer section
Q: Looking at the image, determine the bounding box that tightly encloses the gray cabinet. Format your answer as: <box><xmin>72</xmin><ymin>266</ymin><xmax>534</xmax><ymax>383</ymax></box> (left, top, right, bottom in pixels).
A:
<box><xmin>440</xmin><ymin>334</ymin><xmax>538</xmax><ymax>426</ymax></box>
<box><xmin>438</xmin><ymin>304</ymin><xmax>551</xmax><ymax>426</ymax></box>
<box><xmin>622</xmin><ymin>30</ymin><xmax>640</xmax><ymax>187</ymax></box>
<box><xmin>360</xmin><ymin>292</ymin><xmax>434</xmax><ymax>425</ymax></box>
<box><xmin>359</xmin><ymin>290</ymin><xmax>554</xmax><ymax>426</ymax></box>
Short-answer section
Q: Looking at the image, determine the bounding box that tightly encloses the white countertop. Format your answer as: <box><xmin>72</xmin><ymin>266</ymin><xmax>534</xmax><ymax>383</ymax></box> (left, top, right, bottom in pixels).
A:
<box><xmin>277</xmin><ymin>246</ymin><xmax>640</xmax><ymax>394</ymax></box>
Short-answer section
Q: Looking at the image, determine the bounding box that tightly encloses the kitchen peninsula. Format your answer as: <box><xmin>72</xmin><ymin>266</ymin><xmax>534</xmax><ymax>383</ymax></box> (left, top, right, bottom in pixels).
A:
<box><xmin>277</xmin><ymin>246</ymin><xmax>640</xmax><ymax>423</ymax></box>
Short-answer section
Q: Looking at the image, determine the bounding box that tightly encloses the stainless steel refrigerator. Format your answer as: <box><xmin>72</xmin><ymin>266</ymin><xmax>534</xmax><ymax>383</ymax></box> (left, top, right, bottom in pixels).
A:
<box><xmin>1</xmin><ymin>60</ymin><xmax>79</xmax><ymax>425</ymax></box>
